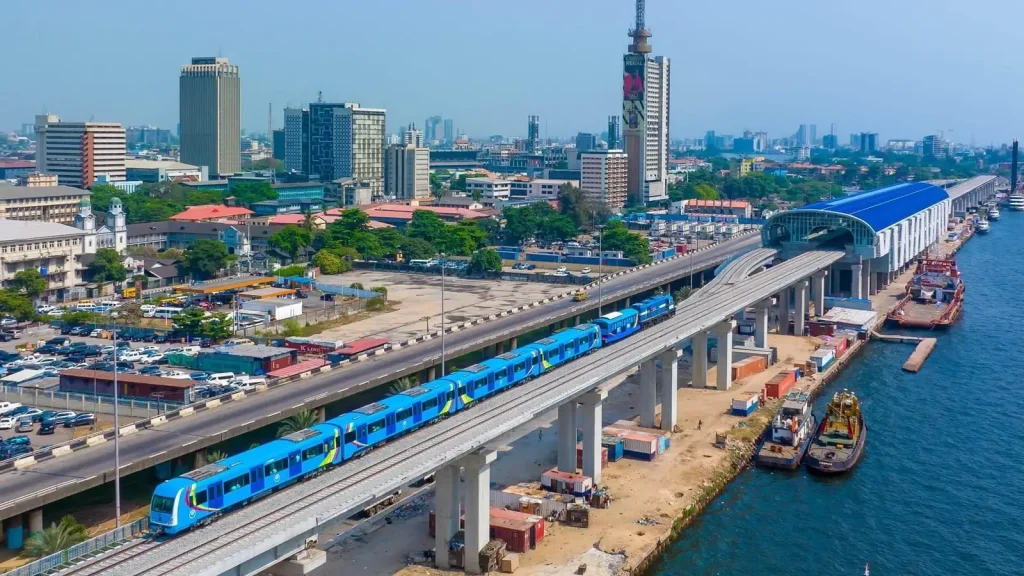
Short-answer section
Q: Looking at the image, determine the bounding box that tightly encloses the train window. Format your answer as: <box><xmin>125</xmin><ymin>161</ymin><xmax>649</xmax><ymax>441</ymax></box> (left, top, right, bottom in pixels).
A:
<box><xmin>422</xmin><ymin>397</ymin><xmax>439</xmax><ymax>411</ymax></box>
<box><xmin>494</xmin><ymin>369</ymin><xmax>507</xmax><ymax>382</ymax></box>
<box><xmin>224</xmin><ymin>474</ymin><xmax>249</xmax><ymax>493</ymax></box>
<box><xmin>513</xmin><ymin>362</ymin><xmax>525</xmax><ymax>373</ymax></box>
<box><xmin>474</xmin><ymin>378</ymin><xmax>487</xmax><ymax>391</ymax></box>
<box><xmin>396</xmin><ymin>408</ymin><xmax>413</xmax><ymax>421</ymax></box>
<box><xmin>344</xmin><ymin>430</ymin><xmax>357</xmax><ymax>444</ymax></box>
<box><xmin>303</xmin><ymin>444</ymin><xmax>324</xmax><ymax>460</ymax></box>
<box><xmin>193</xmin><ymin>489</ymin><xmax>208</xmax><ymax>506</ymax></box>
<box><xmin>368</xmin><ymin>419</ymin><xmax>386</xmax><ymax>434</ymax></box>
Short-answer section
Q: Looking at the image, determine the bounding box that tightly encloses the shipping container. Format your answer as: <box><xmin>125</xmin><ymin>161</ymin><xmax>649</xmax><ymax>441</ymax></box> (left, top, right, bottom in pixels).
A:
<box><xmin>808</xmin><ymin>321</ymin><xmax>835</xmax><ymax>337</ymax></box>
<box><xmin>540</xmin><ymin>468</ymin><xmax>593</xmax><ymax>496</ymax></box>
<box><xmin>674</xmin><ymin>244</ymin><xmax>689</xmax><ymax>254</ymax></box>
<box><xmin>601</xmin><ymin>436</ymin><xmax>624</xmax><ymax>461</ymax></box>
<box><xmin>731</xmin><ymin>400</ymin><xmax>759</xmax><ymax>417</ymax></box>
<box><xmin>731</xmin><ymin>392</ymin><xmax>758</xmax><ymax>412</ymax></box>
<box><xmin>490</xmin><ymin>508</ymin><xmax>545</xmax><ymax>544</ymax></box>
<box><xmin>764</xmin><ymin>369</ymin><xmax>797</xmax><ymax>399</ymax></box>
<box><xmin>809</xmin><ymin>348</ymin><xmax>835</xmax><ymax>370</ymax></box>
<box><xmin>617</xmin><ymin>433</ymin><xmax>658</xmax><ymax>460</ymax></box>
<box><xmin>576</xmin><ymin>443</ymin><xmax>610</xmax><ymax>470</ymax></box>
<box><xmin>490</xmin><ymin>517</ymin><xmax>532</xmax><ymax>553</ymax></box>
<box><xmin>731</xmin><ymin>356</ymin><xmax>766</xmax><ymax>380</ymax></box>
<box><xmin>732</xmin><ymin>346</ymin><xmax>773</xmax><ymax>366</ymax></box>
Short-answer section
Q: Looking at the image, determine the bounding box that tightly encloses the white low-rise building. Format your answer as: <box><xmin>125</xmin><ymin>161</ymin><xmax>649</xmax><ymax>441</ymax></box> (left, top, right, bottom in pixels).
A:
<box><xmin>0</xmin><ymin>220</ymin><xmax>93</xmax><ymax>301</ymax></box>
<box><xmin>466</xmin><ymin>177</ymin><xmax>511</xmax><ymax>200</ymax></box>
<box><xmin>241</xmin><ymin>298</ymin><xmax>303</xmax><ymax>320</ymax></box>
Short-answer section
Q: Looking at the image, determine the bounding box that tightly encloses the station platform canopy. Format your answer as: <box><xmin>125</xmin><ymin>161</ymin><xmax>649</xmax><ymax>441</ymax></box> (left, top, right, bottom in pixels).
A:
<box><xmin>175</xmin><ymin>276</ymin><xmax>276</xmax><ymax>295</ymax></box>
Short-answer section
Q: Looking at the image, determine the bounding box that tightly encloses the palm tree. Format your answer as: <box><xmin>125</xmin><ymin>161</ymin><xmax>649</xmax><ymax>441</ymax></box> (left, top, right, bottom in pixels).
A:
<box><xmin>388</xmin><ymin>376</ymin><xmax>417</xmax><ymax>395</ymax></box>
<box><xmin>24</xmin><ymin>515</ymin><xmax>89</xmax><ymax>558</ymax></box>
<box><xmin>205</xmin><ymin>449</ymin><xmax>227</xmax><ymax>465</ymax></box>
<box><xmin>276</xmin><ymin>409</ymin><xmax>320</xmax><ymax>438</ymax></box>
<box><xmin>673</xmin><ymin>286</ymin><xmax>693</xmax><ymax>303</ymax></box>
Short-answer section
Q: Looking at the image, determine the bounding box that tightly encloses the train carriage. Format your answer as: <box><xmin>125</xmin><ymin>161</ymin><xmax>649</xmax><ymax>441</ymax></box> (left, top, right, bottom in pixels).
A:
<box><xmin>593</xmin><ymin>310</ymin><xmax>640</xmax><ymax>344</ymax></box>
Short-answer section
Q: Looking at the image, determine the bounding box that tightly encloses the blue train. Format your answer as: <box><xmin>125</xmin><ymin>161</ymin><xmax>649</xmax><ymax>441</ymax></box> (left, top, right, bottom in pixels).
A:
<box><xmin>150</xmin><ymin>294</ymin><xmax>676</xmax><ymax>534</ymax></box>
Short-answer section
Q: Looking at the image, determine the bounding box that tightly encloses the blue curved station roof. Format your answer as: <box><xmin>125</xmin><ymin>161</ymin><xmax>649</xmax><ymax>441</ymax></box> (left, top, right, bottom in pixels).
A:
<box><xmin>794</xmin><ymin>182</ymin><xmax>948</xmax><ymax>232</ymax></box>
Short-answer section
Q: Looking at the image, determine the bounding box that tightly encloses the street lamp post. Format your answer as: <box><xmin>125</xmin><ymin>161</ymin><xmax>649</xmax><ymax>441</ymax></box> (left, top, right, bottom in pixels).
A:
<box><xmin>112</xmin><ymin>329</ymin><xmax>121</xmax><ymax>528</ymax></box>
<box><xmin>440</xmin><ymin>253</ymin><xmax>446</xmax><ymax>377</ymax></box>
<box><xmin>596</xmin><ymin>226</ymin><xmax>605</xmax><ymax>315</ymax></box>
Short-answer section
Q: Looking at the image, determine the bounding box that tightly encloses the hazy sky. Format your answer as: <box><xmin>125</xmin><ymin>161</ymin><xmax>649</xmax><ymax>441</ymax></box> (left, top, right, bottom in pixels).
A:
<box><xmin>2</xmin><ymin>0</ymin><xmax>1019</xmax><ymax>144</ymax></box>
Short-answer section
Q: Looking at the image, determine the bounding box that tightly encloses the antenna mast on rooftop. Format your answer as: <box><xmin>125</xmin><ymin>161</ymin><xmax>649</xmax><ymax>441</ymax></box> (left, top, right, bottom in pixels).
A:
<box><xmin>628</xmin><ymin>0</ymin><xmax>652</xmax><ymax>54</ymax></box>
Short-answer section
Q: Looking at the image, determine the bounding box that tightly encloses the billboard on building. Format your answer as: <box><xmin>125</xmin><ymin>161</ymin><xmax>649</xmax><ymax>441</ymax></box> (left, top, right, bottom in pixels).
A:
<box><xmin>622</xmin><ymin>54</ymin><xmax>646</xmax><ymax>135</ymax></box>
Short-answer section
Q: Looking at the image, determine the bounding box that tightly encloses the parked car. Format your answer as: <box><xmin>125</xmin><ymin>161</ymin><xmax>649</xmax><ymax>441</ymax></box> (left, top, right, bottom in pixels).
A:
<box><xmin>0</xmin><ymin>333</ymin><xmax>13</xmax><ymax>342</ymax></box>
<box><xmin>0</xmin><ymin>351</ymin><xmax>20</xmax><ymax>365</ymax></box>
<box><xmin>2</xmin><ymin>435</ymin><xmax>31</xmax><ymax>446</ymax></box>
<box><xmin>37</xmin><ymin>421</ymin><xmax>58</xmax><ymax>435</ymax></box>
<box><xmin>198</xmin><ymin>338</ymin><xmax>214</xmax><ymax>348</ymax></box>
<box><xmin>45</xmin><ymin>411</ymin><xmax>76</xmax><ymax>425</ymax></box>
<box><xmin>139</xmin><ymin>365</ymin><xmax>163</xmax><ymax>376</ymax></box>
<box><xmin>294</xmin><ymin>289</ymin><xmax>308</xmax><ymax>298</ymax></box>
<box><xmin>556</xmin><ymin>266</ymin><xmax>568</xmax><ymax>273</ymax></box>
<box><xmin>0</xmin><ymin>402</ymin><xmax>22</xmax><ymax>416</ymax></box>
<box><xmin>0</xmin><ymin>444</ymin><xmax>32</xmax><ymax>460</ymax></box>
<box><xmin>0</xmin><ymin>416</ymin><xmax>15</xmax><ymax>430</ymax></box>
<box><xmin>581</xmin><ymin>267</ymin><xmax>592</xmax><ymax>275</ymax></box>
<box><xmin>142</xmin><ymin>333</ymin><xmax>157</xmax><ymax>342</ymax></box>
<box><xmin>189</xmin><ymin>372</ymin><xmax>211</xmax><ymax>382</ymax></box>
<box><xmin>36</xmin><ymin>345</ymin><xmax>61</xmax><ymax>355</ymax></box>
<box><xmin>89</xmin><ymin>329</ymin><xmax>104</xmax><ymax>338</ymax></box>
<box><xmin>64</xmin><ymin>413</ymin><xmax>96</xmax><ymax>428</ymax></box>
<box><xmin>154</xmin><ymin>334</ymin><xmax>168</xmax><ymax>344</ymax></box>
<box><xmin>46</xmin><ymin>337</ymin><xmax>72</xmax><ymax>347</ymax></box>
<box><xmin>15</xmin><ymin>418</ymin><xmax>33</xmax><ymax>433</ymax></box>
<box><xmin>1</xmin><ymin>317</ymin><xmax>17</xmax><ymax>327</ymax></box>
<box><xmin>320</xmin><ymin>293</ymin><xmax>335</xmax><ymax>302</ymax></box>
<box><xmin>525</xmin><ymin>264</ymin><xmax>536</xmax><ymax>270</ymax></box>
<box><xmin>139</xmin><ymin>354</ymin><xmax>164</xmax><ymax>364</ymax></box>
<box><xmin>19</xmin><ymin>408</ymin><xmax>43</xmax><ymax>423</ymax></box>
<box><xmin>80</xmin><ymin>346</ymin><xmax>104</xmax><ymax>358</ymax></box>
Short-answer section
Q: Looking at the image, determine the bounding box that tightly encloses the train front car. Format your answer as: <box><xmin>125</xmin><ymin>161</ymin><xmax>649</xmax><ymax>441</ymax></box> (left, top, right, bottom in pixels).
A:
<box><xmin>630</xmin><ymin>294</ymin><xmax>676</xmax><ymax>327</ymax></box>
<box><xmin>593</xmin><ymin>309</ymin><xmax>641</xmax><ymax>344</ymax></box>
<box><xmin>150</xmin><ymin>478</ymin><xmax>193</xmax><ymax>534</ymax></box>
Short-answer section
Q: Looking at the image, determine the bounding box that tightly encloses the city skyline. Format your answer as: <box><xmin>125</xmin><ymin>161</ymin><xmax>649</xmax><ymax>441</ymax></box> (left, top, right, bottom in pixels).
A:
<box><xmin>1</xmin><ymin>0</ymin><xmax>1021</xmax><ymax>143</ymax></box>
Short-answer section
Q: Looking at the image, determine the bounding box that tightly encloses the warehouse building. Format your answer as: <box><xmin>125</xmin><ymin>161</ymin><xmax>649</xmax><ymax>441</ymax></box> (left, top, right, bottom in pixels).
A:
<box><xmin>196</xmin><ymin>345</ymin><xmax>298</xmax><ymax>375</ymax></box>
<box><xmin>240</xmin><ymin>298</ymin><xmax>302</xmax><ymax>320</ymax></box>
<box><xmin>59</xmin><ymin>369</ymin><xmax>195</xmax><ymax>403</ymax></box>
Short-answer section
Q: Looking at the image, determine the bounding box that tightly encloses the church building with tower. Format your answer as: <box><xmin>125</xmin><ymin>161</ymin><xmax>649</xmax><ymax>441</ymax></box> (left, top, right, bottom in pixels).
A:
<box><xmin>73</xmin><ymin>196</ymin><xmax>127</xmax><ymax>253</ymax></box>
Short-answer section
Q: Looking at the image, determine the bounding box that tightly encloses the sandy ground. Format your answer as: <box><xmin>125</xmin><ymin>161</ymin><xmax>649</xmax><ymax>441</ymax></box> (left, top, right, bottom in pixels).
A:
<box><xmin>312</xmin><ymin>271</ymin><xmax>569</xmax><ymax>344</ymax></box>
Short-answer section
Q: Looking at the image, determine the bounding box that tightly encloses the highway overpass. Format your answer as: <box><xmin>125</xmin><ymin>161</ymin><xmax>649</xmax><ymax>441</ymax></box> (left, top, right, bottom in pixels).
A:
<box><xmin>0</xmin><ymin>233</ymin><xmax>761</xmax><ymax>528</ymax></box>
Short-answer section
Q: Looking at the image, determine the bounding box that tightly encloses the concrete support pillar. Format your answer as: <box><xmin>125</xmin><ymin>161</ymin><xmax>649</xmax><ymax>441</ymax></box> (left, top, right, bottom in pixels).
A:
<box><xmin>574</xmin><ymin>314</ymin><xmax>580</xmax><ymax>326</ymax></box>
<box><xmin>779</xmin><ymin>288</ymin><xmax>791</xmax><ymax>334</ymax></box>
<box><xmin>315</xmin><ymin>406</ymin><xmax>326</xmax><ymax>423</ymax></box>
<box><xmin>625</xmin><ymin>296</ymin><xmax>631</xmax><ymax>308</ymax></box>
<box><xmin>557</xmin><ymin>402</ymin><xmax>578</xmax><ymax>473</ymax></box>
<box><xmin>714</xmin><ymin>320</ymin><xmax>736</xmax><ymax>391</ymax></box>
<box><xmin>433</xmin><ymin>465</ymin><xmax>461</xmax><ymax>569</ymax></box>
<box><xmin>462</xmin><ymin>449</ymin><xmax>496</xmax><ymax>574</ymax></box>
<box><xmin>692</xmin><ymin>331</ymin><xmax>709</xmax><ymax>388</ymax></box>
<box><xmin>5</xmin><ymin>514</ymin><xmax>22</xmax><ymax>550</ymax></box>
<box><xmin>869</xmin><ymin>267</ymin><xmax>878</xmax><ymax>296</ymax></box>
<box><xmin>579</xmin><ymin>389</ymin><xmax>607</xmax><ymax>483</ymax></box>
<box><xmin>510</xmin><ymin>336</ymin><xmax>518</xmax><ymax>350</ymax></box>
<box><xmin>659</xmin><ymin>349</ymin><xmax>678</xmax><ymax>432</ymax></box>
<box><xmin>851</xmin><ymin>262</ymin><xmax>864</xmax><ymax>299</ymax></box>
<box><xmin>812</xmin><ymin>272</ymin><xmax>827</xmax><ymax>316</ymax></box>
<box><xmin>639</xmin><ymin>359</ymin><xmax>657</xmax><ymax>428</ymax></box>
<box><xmin>794</xmin><ymin>280</ymin><xmax>808</xmax><ymax>336</ymax></box>
<box><xmin>863</xmin><ymin>259</ymin><xmax>873</xmax><ymax>296</ymax></box>
<box><xmin>753</xmin><ymin>301</ymin><xmax>769</xmax><ymax>349</ymax></box>
<box><xmin>28</xmin><ymin>509</ymin><xmax>42</xmax><ymax>537</ymax></box>
<box><xmin>427</xmin><ymin>365</ymin><xmax>436</xmax><ymax>381</ymax></box>
<box><xmin>496</xmin><ymin>340</ymin><xmax>505</xmax><ymax>355</ymax></box>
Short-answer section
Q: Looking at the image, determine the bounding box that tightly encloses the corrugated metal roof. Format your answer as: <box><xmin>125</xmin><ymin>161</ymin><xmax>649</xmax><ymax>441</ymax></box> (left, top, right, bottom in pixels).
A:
<box><xmin>794</xmin><ymin>182</ymin><xmax>949</xmax><ymax>232</ymax></box>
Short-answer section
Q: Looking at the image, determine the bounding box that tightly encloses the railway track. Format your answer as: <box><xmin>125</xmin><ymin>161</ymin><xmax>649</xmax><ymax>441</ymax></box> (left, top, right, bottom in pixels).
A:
<box><xmin>64</xmin><ymin>249</ymin><xmax>838</xmax><ymax>576</ymax></box>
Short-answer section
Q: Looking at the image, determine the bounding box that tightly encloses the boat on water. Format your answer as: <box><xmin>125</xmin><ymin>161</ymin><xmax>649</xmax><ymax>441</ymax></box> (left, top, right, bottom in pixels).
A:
<box><xmin>886</xmin><ymin>256</ymin><xmax>964</xmax><ymax>329</ymax></box>
<box><xmin>805</xmin><ymin>390</ymin><xmax>866</xmax><ymax>474</ymax></box>
<box><xmin>1009</xmin><ymin>194</ymin><xmax>1024</xmax><ymax>211</ymax></box>
<box><xmin>988</xmin><ymin>206</ymin><xmax>1001</xmax><ymax>220</ymax></box>
<box><xmin>976</xmin><ymin>219</ymin><xmax>990</xmax><ymax>233</ymax></box>
<box><xmin>755</xmin><ymin>391</ymin><xmax>816</xmax><ymax>470</ymax></box>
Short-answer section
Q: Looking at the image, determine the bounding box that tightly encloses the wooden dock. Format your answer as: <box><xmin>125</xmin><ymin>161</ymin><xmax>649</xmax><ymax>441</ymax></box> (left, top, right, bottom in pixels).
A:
<box><xmin>870</xmin><ymin>332</ymin><xmax>937</xmax><ymax>372</ymax></box>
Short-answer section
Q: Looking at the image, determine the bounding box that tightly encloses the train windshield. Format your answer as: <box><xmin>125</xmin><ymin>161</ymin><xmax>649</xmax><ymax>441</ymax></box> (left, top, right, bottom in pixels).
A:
<box><xmin>151</xmin><ymin>495</ymin><xmax>175</xmax><ymax>514</ymax></box>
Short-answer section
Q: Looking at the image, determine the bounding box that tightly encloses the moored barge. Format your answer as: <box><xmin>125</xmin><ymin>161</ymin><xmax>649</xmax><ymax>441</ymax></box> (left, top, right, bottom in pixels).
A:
<box><xmin>805</xmin><ymin>390</ymin><xmax>866</xmax><ymax>474</ymax></box>
<box><xmin>755</xmin><ymin>392</ymin><xmax>816</xmax><ymax>470</ymax></box>
<box><xmin>886</xmin><ymin>256</ymin><xmax>964</xmax><ymax>329</ymax></box>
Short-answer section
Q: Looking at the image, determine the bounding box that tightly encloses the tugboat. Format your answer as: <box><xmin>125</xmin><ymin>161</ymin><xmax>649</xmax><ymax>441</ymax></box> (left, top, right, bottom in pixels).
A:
<box><xmin>976</xmin><ymin>219</ymin><xmax>990</xmax><ymax>234</ymax></box>
<box><xmin>805</xmin><ymin>390</ymin><xmax>866</xmax><ymax>474</ymax></box>
<box><xmin>886</xmin><ymin>256</ymin><xmax>964</xmax><ymax>329</ymax></box>
<box><xmin>755</xmin><ymin>391</ymin><xmax>816</xmax><ymax>470</ymax></box>
<box><xmin>988</xmin><ymin>206</ymin><xmax>1001</xmax><ymax>220</ymax></box>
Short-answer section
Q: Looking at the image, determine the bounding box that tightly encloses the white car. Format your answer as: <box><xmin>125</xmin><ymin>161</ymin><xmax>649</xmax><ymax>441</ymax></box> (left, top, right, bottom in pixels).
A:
<box><xmin>581</xmin><ymin>267</ymin><xmax>592</xmax><ymax>274</ymax></box>
<box><xmin>0</xmin><ymin>416</ymin><xmax>15</xmax><ymax>430</ymax></box>
<box><xmin>138</xmin><ymin>353</ymin><xmax>164</xmax><ymax>364</ymax></box>
<box><xmin>207</xmin><ymin>372</ymin><xmax>235</xmax><ymax>385</ymax></box>
<box><xmin>556</xmin><ymin>266</ymin><xmax>568</xmax><ymax>273</ymax></box>
<box><xmin>142</xmin><ymin>345</ymin><xmax>160</xmax><ymax>354</ymax></box>
<box><xmin>0</xmin><ymin>402</ymin><xmax>22</xmax><ymax>415</ymax></box>
<box><xmin>36</xmin><ymin>306</ymin><xmax>55</xmax><ymax>315</ymax></box>
<box><xmin>119</xmin><ymin>350</ymin><xmax>145</xmax><ymax>361</ymax></box>
<box><xmin>0</xmin><ymin>318</ymin><xmax>16</xmax><ymax>327</ymax></box>
<box><xmin>47</xmin><ymin>309</ymin><xmax>65</xmax><ymax>317</ymax></box>
<box><xmin>89</xmin><ymin>330</ymin><xmax>103</xmax><ymax>338</ymax></box>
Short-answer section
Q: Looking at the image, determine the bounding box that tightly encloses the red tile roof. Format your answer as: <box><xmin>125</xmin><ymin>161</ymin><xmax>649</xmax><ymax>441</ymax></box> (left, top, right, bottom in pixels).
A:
<box><xmin>363</xmin><ymin>203</ymin><xmax>489</xmax><ymax>221</ymax></box>
<box><xmin>170</xmin><ymin>205</ymin><xmax>254</xmax><ymax>221</ymax></box>
<box><xmin>687</xmin><ymin>199</ymin><xmax>752</xmax><ymax>208</ymax></box>
<box><xmin>0</xmin><ymin>160</ymin><xmax>35</xmax><ymax>169</ymax></box>
<box><xmin>269</xmin><ymin>214</ymin><xmax>308</xmax><ymax>225</ymax></box>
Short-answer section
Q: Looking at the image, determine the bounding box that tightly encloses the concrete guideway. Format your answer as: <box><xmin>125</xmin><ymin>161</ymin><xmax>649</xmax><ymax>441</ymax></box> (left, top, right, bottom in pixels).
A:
<box><xmin>0</xmin><ymin>233</ymin><xmax>761</xmax><ymax>525</ymax></box>
<box><xmin>76</xmin><ymin>250</ymin><xmax>841</xmax><ymax>576</ymax></box>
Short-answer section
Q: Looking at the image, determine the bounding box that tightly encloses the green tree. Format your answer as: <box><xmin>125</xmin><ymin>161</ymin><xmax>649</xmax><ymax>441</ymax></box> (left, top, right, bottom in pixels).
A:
<box><xmin>399</xmin><ymin>237</ymin><xmax>436</xmax><ymax>260</ymax></box>
<box><xmin>268</xmin><ymin>225</ymin><xmax>312</xmax><ymax>261</ymax></box>
<box><xmin>0</xmin><ymin>291</ymin><xmax>36</xmax><ymax>322</ymax></box>
<box><xmin>61</xmin><ymin>310</ymin><xmax>99</xmax><ymax>326</ymax></box>
<box><xmin>280</xmin><ymin>319</ymin><xmax>303</xmax><ymax>337</ymax></box>
<box><xmin>673</xmin><ymin>286</ymin><xmax>693</xmax><ymax>303</ymax></box>
<box><xmin>407</xmin><ymin>210</ymin><xmax>446</xmax><ymax>244</ymax></box>
<box><xmin>468</xmin><ymin>249</ymin><xmax>503</xmax><ymax>274</ymax></box>
<box><xmin>276</xmin><ymin>409</ymin><xmax>320</xmax><ymax>437</ymax></box>
<box><xmin>201</xmin><ymin>312</ymin><xmax>235</xmax><ymax>341</ymax></box>
<box><xmin>88</xmin><ymin>249</ymin><xmax>127</xmax><ymax>283</ymax></box>
<box><xmin>437</xmin><ymin>225</ymin><xmax>480</xmax><ymax>256</ymax></box>
<box><xmin>24</xmin><ymin>515</ymin><xmax>89</xmax><ymax>558</ymax></box>
<box><xmin>502</xmin><ymin>206</ymin><xmax>538</xmax><ymax>245</ymax></box>
<box><xmin>230</xmin><ymin>181</ymin><xmax>278</xmax><ymax>207</ymax></box>
<box><xmin>172</xmin><ymin>308</ymin><xmax>207</xmax><ymax>337</ymax></box>
<box><xmin>8</xmin><ymin>269</ymin><xmax>47</xmax><ymax>300</ymax></box>
<box><xmin>601</xmin><ymin>221</ymin><xmax>651</xmax><ymax>265</ymax></box>
<box><xmin>371</xmin><ymin>227</ymin><xmax>406</xmax><ymax>259</ymax></box>
<box><xmin>313</xmin><ymin>249</ymin><xmax>349</xmax><ymax>274</ymax></box>
<box><xmin>331</xmin><ymin>209</ymin><xmax>370</xmax><ymax>235</ymax></box>
<box><xmin>471</xmin><ymin>189</ymin><xmax>482</xmax><ymax>202</ymax></box>
<box><xmin>347</xmin><ymin>231</ymin><xmax>384</xmax><ymax>260</ymax></box>
<box><xmin>249</xmin><ymin>158</ymin><xmax>286</xmax><ymax>173</ymax></box>
<box><xmin>558</xmin><ymin>182</ymin><xmax>599</xmax><ymax>229</ymax></box>
<box><xmin>205</xmin><ymin>449</ymin><xmax>227</xmax><ymax>464</ymax></box>
<box><xmin>181</xmin><ymin>239</ymin><xmax>229</xmax><ymax>280</ymax></box>
<box><xmin>388</xmin><ymin>376</ymin><xmax>418</xmax><ymax>395</ymax></box>
<box><xmin>537</xmin><ymin>214</ymin><xmax>577</xmax><ymax>243</ymax></box>
<box><xmin>274</xmin><ymin>265</ymin><xmax>307</xmax><ymax>278</ymax></box>
<box><xmin>429</xmin><ymin>172</ymin><xmax>442</xmax><ymax>193</ymax></box>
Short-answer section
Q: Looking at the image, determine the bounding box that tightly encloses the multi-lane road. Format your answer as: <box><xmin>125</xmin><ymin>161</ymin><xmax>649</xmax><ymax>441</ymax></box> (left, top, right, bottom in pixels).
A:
<box><xmin>0</xmin><ymin>233</ymin><xmax>760</xmax><ymax>522</ymax></box>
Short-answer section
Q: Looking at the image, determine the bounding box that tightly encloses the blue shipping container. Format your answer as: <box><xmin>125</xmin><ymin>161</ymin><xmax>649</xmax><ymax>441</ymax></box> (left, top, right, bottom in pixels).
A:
<box><xmin>601</xmin><ymin>438</ymin><xmax>624</xmax><ymax>461</ymax></box>
<box><xmin>731</xmin><ymin>403</ymin><xmax>758</xmax><ymax>417</ymax></box>
<box><xmin>526</xmin><ymin>252</ymin><xmax>562</xmax><ymax>263</ymax></box>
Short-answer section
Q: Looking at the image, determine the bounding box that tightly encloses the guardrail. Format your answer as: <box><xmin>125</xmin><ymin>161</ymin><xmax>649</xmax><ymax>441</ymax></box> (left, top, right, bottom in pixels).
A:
<box><xmin>0</xmin><ymin>385</ymin><xmax>180</xmax><ymax>415</ymax></box>
<box><xmin>0</xmin><ymin>518</ymin><xmax>148</xmax><ymax>576</ymax></box>
<box><xmin>0</xmin><ymin>231</ymin><xmax>760</xmax><ymax>476</ymax></box>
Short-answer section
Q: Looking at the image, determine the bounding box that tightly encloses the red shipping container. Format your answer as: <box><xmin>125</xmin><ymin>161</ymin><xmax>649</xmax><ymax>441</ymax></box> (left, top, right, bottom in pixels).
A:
<box><xmin>731</xmin><ymin>356</ymin><xmax>766</xmax><ymax>380</ymax></box>
<box><xmin>808</xmin><ymin>322</ymin><xmax>835</xmax><ymax>337</ymax></box>
<box><xmin>490</xmin><ymin>508</ymin><xmax>545</xmax><ymax>545</ymax></box>
<box><xmin>575</xmin><ymin>443</ymin><xmax>609</xmax><ymax>470</ymax></box>
<box><xmin>675</xmin><ymin>244</ymin><xmax>689</xmax><ymax>254</ymax></box>
<box><xmin>490</xmin><ymin>517</ymin><xmax>532</xmax><ymax>553</ymax></box>
<box><xmin>764</xmin><ymin>370</ymin><xmax>797</xmax><ymax>399</ymax></box>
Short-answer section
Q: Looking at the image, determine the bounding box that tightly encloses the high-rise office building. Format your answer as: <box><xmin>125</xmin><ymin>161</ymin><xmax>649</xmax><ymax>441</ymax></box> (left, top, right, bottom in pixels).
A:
<box><xmin>581</xmin><ymin>149</ymin><xmax>627</xmax><ymax>211</ymax></box>
<box><xmin>283</xmin><ymin>107</ymin><xmax>310</xmax><ymax>174</ymax></box>
<box><xmin>859</xmin><ymin>132</ymin><xmax>879</xmax><ymax>154</ymax></box>
<box><xmin>822</xmin><ymin>134</ymin><xmax>838</xmax><ymax>150</ymax></box>
<box><xmin>309</xmin><ymin>102</ymin><xmax>386</xmax><ymax>196</ymax></box>
<box><xmin>922</xmin><ymin>135</ymin><xmax>949</xmax><ymax>159</ymax></box>
<box><xmin>622</xmin><ymin>3</ymin><xmax>669</xmax><ymax>205</ymax></box>
<box><xmin>384</xmin><ymin>144</ymin><xmax>430</xmax><ymax>200</ymax></box>
<box><xmin>179</xmin><ymin>57</ymin><xmax>241</xmax><ymax>177</ymax></box>
<box><xmin>424</xmin><ymin>115</ymin><xmax>442</xmax><ymax>145</ymax></box>
<box><xmin>272</xmin><ymin>129</ymin><xmax>286</xmax><ymax>161</ymax></box>
<box><xmin>35</xmin><ymin>114</ymin><xmax>126</xmax><ymax>188</ymax></box>
<box><xmin>850</xmin><ymin>133</ymin><xmax>861</xmax><ymax>149</ymax></box>
<box><xmin>443</xmin><ymin>119</ymin><xmax>454</xmax><ymax>145</ymax></box>
<box><xmin>403</xmin><ymin>124</ymin><xmax>424</xmax><ymax>148</ymax></box>
<box><xmin>527</xmin><ymin>115</ymin><xmax>540</xmax><ymax>153</ymax></box>
<box><xmin>607</xmin><ymin>116</ymin><xmax>620</xmax><ymax>150</ymax></box>
<box><xmin>796</xmin><ymin>124</ymin><xmax>814</xmax><ymax>148</ymax></box>
<box><xmin>576</xmin><ymin>132</ymin><xmax>597</xmax><ymax>152</ymax></box>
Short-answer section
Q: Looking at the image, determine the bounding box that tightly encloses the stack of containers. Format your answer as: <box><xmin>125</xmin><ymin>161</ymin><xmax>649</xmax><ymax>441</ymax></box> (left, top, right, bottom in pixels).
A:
<box><xmin>808</xmin><ymin>321</ymin><xmax>835</xmax><ymax>337</ymax></box>
<box><xmin>604</xmin><ymin>420</ymin><xmax>671</xmax><ymax>460</ymax></box>
<box><xmin>731</xmin><ymin>392</ymin><xmax>759</xmax><ymax>416</ymax></box>
<box><xmin>491</xmin><ymin>484</ymin><xmax>577</xmax><ymax>517</ymax></box>
<box><xmin>576</xmin><ymin>443</ymin><xmax>610</xmax><ymax>470</ymax></box>
<box><xmin>427</xmin><ymin>508</ymin><xmax>545</xmax><ymax>553</ymax></box>
<box><xmin>764</xmin><ymin>369</ymin><xmax>798</xmax><ymax>399</ymax></box>
<box><xmin>490</xmin><ymin>508</ymin><xmax>545</xmax><ymax>549</ymax></box>
<box><xmin>810</xmin><ymin>347</ymin><xmax>835</xmax><ymax>371</ymax></box>
<box><xmin>731</xmin><ymin>356</ymin><xmax>767</xmax><ymax>380</ymax></box>
<box><xmin>601</xmin><ymin>435</ymin><xmax>625</xmax><ymax>461</ymax></box>
<box><xmin>540</xmin><ymin>469</ymin><xmax>593</xmax><ymax>497</ymax></box>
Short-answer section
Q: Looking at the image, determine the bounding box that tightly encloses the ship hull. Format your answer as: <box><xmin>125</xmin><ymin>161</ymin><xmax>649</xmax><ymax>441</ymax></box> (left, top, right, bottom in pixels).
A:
<box><xmin>755</xmin><ymin>416</ymin><xmax>816</xmax><ymax>470</ymax></box>
<box><xmin>805</xmin><ymin>416</ymin><xmax>867</xmax><ymax>475</ymax></box>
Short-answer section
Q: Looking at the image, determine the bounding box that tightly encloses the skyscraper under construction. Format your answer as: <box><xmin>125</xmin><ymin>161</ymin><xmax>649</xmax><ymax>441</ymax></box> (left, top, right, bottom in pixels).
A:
<box><xmin>622</xmin><ymin>0</ymin><xmax>669</xmax><ymax>205</ymax></box>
